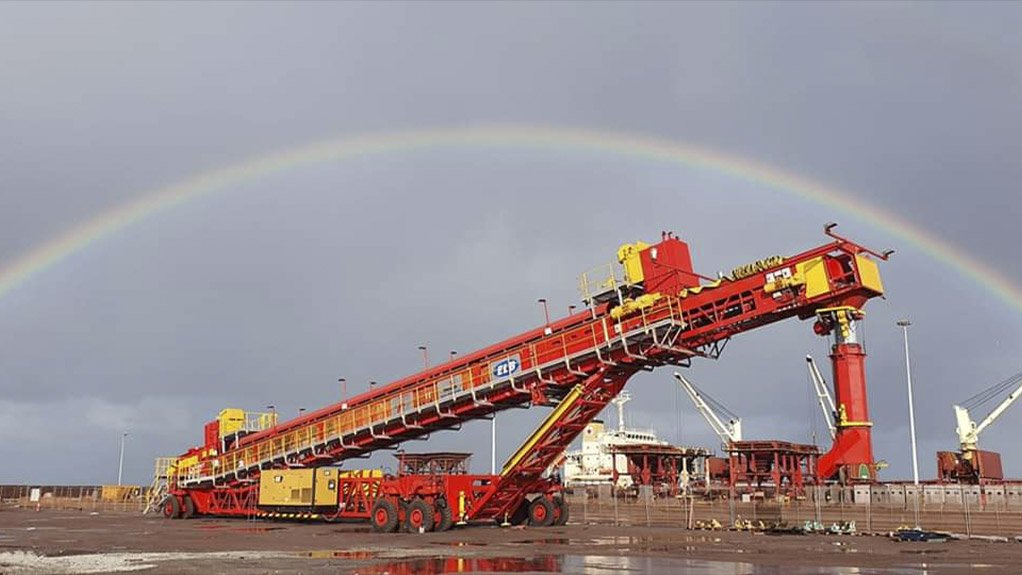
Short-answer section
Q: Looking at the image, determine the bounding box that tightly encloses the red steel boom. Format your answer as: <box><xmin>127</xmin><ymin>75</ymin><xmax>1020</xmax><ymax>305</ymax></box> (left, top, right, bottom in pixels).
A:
<box><xmin>164</xmin><ymin>225</ymin><xmax>889</xmax><ymax>527</ymax></box>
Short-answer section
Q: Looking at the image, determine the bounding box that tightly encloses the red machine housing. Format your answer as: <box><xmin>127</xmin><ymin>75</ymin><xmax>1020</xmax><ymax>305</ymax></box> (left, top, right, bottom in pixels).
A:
<box><xmin>203</xmin><ymin>421</ymin><xmax>219</xmax><ymax>451</ymax></box>
<box><xmin>639</xmin><ymin>235</ymin><xmax>701</xmax><ymax>294</ymax></box>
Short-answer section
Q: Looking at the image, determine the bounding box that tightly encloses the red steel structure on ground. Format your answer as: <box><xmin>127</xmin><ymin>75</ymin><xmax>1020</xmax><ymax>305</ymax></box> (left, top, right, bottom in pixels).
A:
<box><xmin>162</xmin><ymin>225</ymin><xmax>890</xmax><ymax>530</ymax></box>
<box><xmin>396</xmin><ymin>452</ymin><xmax>472</xmax><ymax>476</ymax></box>
<box><xmin>727</xmin><ymin>440</ymin><xmax>821</xmax><ymax>497</ymax></box>
<box><xmin>609</xmin><ymin>444</ymin><xmax>711</xmax><ymax>498</ymax></box>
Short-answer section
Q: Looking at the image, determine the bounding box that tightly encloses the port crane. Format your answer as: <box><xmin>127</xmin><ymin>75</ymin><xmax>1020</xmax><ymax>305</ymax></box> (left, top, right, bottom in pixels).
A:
<box><xmin>673</xmin><ymin>372</ymin><xmax>742</xmax><ymax>450</ymax></box>
<box><xmin>938</xmin><ymin>369</ymin><xmax>1022</xmax><ymax>483</ymax></box>
<box><xmin>158</xmin><ymin>224</ymin><xmax>889</xmax><ymax>530</ymax></box>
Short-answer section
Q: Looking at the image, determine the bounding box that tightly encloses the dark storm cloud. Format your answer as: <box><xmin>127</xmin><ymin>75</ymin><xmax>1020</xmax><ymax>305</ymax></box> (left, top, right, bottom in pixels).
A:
<box><xmin>0</xmin><ymin>2</ymin><xmax>1020</xmax><ymax>484</ymax></box>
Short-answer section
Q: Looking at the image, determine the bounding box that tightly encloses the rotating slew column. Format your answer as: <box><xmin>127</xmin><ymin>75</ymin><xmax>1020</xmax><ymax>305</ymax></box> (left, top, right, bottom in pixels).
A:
<box><xmin>815</xmin><ymin>307</ymin><xmax>876</xmax><ymax>482</ymax></box>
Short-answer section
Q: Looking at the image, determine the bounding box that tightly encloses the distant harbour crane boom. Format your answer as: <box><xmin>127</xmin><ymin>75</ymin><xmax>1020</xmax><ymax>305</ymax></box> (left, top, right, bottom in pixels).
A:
<box><xmin>806</xmin><ymin>355</ymin><xmax>838</xmax><ymax>440</ymax></box>
<box><xmin>673</xmin><ymin>372</ymin><xmax>742</xmax><ymax>449</ymax></box>
<box><xmin>955</xmin><ymin>370</ymin><xmax>1022</xmax><ymax>452</ymax></box>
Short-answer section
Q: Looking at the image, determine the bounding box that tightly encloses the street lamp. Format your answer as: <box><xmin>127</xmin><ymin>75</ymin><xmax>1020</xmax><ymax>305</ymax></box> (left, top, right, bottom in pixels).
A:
<box><xmin>369</xmin><ymin>380</ymin><xmax>377</xmax><ymax>390</ymax></box>
<box><xmin>491</xmin><ymin>415</ymin><xmax>497</xmax><ymax>475</ymax></box>
<box><xmin>299</xmin><ymin>407</ymin><xmax>306</xmax><ymax>418</ymax></box>
<box><xmin>568</xmin><ymin>304</ymin><xmax>577</xmax><ymax>316</ymax></box>
<box><xmin>537</xmin><ymin>298</ymin><xmax>550</xmax><ymax>325</ymax></box>
<box><xmin>338</xmin><ymin>378</ymin><xmax>347</xmax><ymax>401</ymax></box>
<box><xmin>449</xmin><ymin>350</ymin><xmax>458</xmax><ymax>362</ymax></box>
<box><xmin>897</xmin><ymin>319</ymin><xmax>921</xmax><ymax>527</ymax></box>
<box><xmin>418</xmin><ymin>345</ymin><xmax>429</xmax><ymax>369</ymax></box>
<box><xmin>117</xmin><ymin>432</ymin><xmax>128</xmax><ymax>486</ymax></box>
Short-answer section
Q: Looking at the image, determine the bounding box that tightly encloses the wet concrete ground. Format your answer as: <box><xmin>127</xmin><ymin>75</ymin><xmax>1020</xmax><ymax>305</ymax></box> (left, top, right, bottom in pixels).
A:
<box><xmin>0</xmin><ymin>507</ymin><xmax>1017</xmax><ymax>574</ymax></box>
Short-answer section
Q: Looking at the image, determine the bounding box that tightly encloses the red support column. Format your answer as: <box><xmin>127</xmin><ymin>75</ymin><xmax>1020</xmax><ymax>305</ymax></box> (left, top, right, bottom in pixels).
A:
<box><xmin>817</xmin><ymin>308</ymin><xmax>876</xmax><ymax>482</ymax></box>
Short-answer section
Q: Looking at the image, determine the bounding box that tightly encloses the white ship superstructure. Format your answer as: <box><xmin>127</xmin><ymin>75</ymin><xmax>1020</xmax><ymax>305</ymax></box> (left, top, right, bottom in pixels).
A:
<box><xmin>562</xmin><ymin>392</ymin><xmax>669</xmax><ymax>489</ymax></box>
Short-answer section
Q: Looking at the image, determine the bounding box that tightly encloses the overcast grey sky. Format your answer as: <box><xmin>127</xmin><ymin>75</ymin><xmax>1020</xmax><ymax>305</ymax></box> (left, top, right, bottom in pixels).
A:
<box><xmin>1</xmin><ymin>2</ymin><xmax>1020</xmax><ymax>485</ymax></box>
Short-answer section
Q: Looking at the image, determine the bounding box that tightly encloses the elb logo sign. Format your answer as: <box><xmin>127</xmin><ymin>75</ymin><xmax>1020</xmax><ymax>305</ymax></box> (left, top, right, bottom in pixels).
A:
<box><xmin>491</xmin><ymin>354</ymin><xmax>521</xmax><ymax>379</ymax></box>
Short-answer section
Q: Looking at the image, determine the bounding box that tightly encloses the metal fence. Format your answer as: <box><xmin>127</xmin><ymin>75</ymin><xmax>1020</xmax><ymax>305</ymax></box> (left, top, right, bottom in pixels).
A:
<box><xmin>564</xmin><ymin>488</ymin><xmax>1022</xmax><ymax>537</ymax></box>
<box><xmin>0</xmin><ymin>485</ymin><xmax>148</xmax><ymax>513</ymax></box>
<box><xmin>5</xmin><ymin>482</ymin><xmax>1021</xmax><ymax>536</ymax></box>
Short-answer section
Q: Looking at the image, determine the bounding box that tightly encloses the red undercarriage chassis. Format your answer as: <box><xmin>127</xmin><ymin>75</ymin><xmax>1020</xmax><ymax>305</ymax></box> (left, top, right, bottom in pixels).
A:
<box><xmin>156</xmin><ymin>224</ymin><xmax>890</xmax><ymax>532</ymax></box>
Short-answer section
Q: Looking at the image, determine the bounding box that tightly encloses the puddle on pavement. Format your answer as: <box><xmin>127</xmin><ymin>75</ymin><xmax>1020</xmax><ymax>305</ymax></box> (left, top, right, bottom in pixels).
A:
<box><xmin>234</xmin><ymin>526</ymin><xmax>286</xmax><ymax>533</ymax></box>
<box><xmin>195</xmin><ymin>524</ymin><xmax>286</xmax><ymax>533</ymax></box>
<box><xmin>345</xmin><ymin>554</ymin><xmax>934</xmax><ymax>574</ymax></box>
<box><xmin>350</xmin><ymin>555</ymin><xmax>561</xmax><ymax>574</ymax></box>
<box><xmin>505</xmin><ymin>538</ymin><xmax>569</xmax><ymax>546</ymax></box>
<box><xmin>301</xmin><ymin>550</ymin><xmax>379</xmax><ymax>560</ymax></box>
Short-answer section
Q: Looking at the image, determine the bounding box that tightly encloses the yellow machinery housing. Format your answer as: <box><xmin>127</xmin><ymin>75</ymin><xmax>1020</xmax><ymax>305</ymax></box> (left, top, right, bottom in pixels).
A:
<box><xmin>218</xmin><ymin>408</ymin><xmax>278</xmax><ymax>438</ymax></box>
<box><xmin>218</xmin><ymin>408</ymin><xmax>247</xmax><ymax>437</ymax></box>
<box><xmin>617</xmin><ymin>241</ymin><xmax>649</xmax><ymax>284</ymax></box>
<box><xmin>257</xmin><ymin>468</ymin><xmax>383</xmax><ymax>508</ymax></box>
<box><xmin>259</xmin><ymin>468</ymin><xmax>339</xmax><ymax>507</ymax></box>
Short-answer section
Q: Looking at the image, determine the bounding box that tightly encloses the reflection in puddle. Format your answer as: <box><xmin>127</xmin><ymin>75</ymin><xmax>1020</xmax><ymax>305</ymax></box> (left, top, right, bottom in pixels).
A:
<box><xmin>352</xmin><ymin>556</ymin><xmax>561</xmax><ymax>574</ymax></box>
<box><xmin>233</xmin><ymin>526</ymin><xmax>286</xmax><ymax>533</ymax></box>
<box><xmin>349</xmin><ymin>554</ymin><xmax>931</xmax><ymax>574</ymax></box>
<box><xmin>505</xmin><ymin>538</ymin><xmax>569</xmax><ymax>546</ymax></box>
<box><xmin>195</xmin><ymin>524</ymin><xmax>286</xmax><ymax>533</ymax></box>
<box><xmin>303</xmin><ymin>550</ymin><xmax>378</xmax><ymax>560</ymax></box>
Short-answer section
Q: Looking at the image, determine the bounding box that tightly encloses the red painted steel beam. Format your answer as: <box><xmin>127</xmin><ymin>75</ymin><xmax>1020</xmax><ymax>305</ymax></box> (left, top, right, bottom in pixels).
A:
<box><xmin>174</xmin><ymin>231</ymin><xmax>888</xmax><ymax>494</ymax></box>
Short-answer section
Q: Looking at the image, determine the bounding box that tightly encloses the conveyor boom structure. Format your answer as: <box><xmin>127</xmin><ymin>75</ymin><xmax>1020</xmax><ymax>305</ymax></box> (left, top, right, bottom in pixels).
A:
<box><xmin>165</xmin><ymin>224</ymin><xmax>890</xmax><ymax>526</ymax></box>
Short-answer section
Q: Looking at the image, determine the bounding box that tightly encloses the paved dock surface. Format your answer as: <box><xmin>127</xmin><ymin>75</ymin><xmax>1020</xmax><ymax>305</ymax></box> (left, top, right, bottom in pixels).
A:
<box><xmin>0</xmin><ymin>508</ymin><xmax>1016</xmax><ymax>574</ymax></box>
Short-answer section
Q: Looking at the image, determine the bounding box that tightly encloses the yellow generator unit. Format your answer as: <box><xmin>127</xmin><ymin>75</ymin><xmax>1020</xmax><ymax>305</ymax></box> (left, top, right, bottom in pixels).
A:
<box><xmin>258</xmin><ymin>468</ymin><xmax>343</xmax><ymax>507</ymax></box>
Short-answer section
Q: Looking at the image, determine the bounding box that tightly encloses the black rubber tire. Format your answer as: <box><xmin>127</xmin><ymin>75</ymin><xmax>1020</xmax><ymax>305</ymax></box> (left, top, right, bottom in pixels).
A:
<box><xmin>181</xmin><ymin>496</ymin><xmax>197</xmax><ymax>519</ymax></box>
<box><xmin>405</xmin><ymin>499</ymin><xmax>435</xmax><ymax>533</ymax></box>
<box><xmin>162</xmin><ymin>496</ymin><xmax>181</xmax><ymax>519</ymax></box>
<box><xmin>528</xmin><ymin>497</ymin><xmax>555</xmax><ymax>527</ymax></box>
<box><xmin>509</xmin><ymin>499</ymin><xmax>530</xmax><ymax>526</ymax></box>
<box><xmin>436</xmin><ymin>499</ymin><xmax>454</xmax><ymax>532</ymax></box>
<box><xmin>531</xmin><ymin>496</ymin><xmax>555</xmax><ymax>526</ymax></box>
<box><xmin>371</xmin><ymin>499</ymin><xmax>399</xmax><ymax>533</ymax></box>
<box><xmin>552</xmin><ymin>496</ymin><xmax>569</xmax><ymax>526</ymax></box>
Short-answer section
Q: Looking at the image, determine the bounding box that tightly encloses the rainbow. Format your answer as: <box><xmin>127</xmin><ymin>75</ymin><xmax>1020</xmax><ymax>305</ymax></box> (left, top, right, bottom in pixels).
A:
<box><xmin>1</xmin><ymin>124</ymin><xmax>1019</xmax><ymax>312</ymax></box>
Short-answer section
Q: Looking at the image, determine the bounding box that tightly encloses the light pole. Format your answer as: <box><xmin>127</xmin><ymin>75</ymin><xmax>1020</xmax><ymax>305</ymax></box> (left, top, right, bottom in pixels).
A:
<box><xmin>567</xmin><ymin>304</ymin><xmax>577</xmax><ymax>316</ymax></box>
<box><xmin>117</xmin><ymin>432</ymin><xmax>128</xmax><ymax>486</ymax></box>
<box><xmin>418</xmin><ymin>345</ymin><xmax>429</xmax><ymax>369</ymax></box>
<box><xmin>299</xmin><ymin>407</ymin><xmax>306</xmax><ymax>418</ymax></box>
<box><xmin>338</xmin><ymin>378</ymin><xmax>347</xmax><ymax>401</ymax></box>
<box><xmin>449</xmin><ymin>350</ymin><xmax>458</xmax><ymax>362</ymax></box>
<box><xmin>537</xmin><ymin>298</ymin><xmax>550</xmax><ymax>325</ymax></box>
<box><xmin>898</xmin><ymin>319</ymin><xmax>921</xmax><ymax>527</ymax></box>
<box><xmin>491</xmin><ymin>415</ymin><xmax>497</xmax><ymax>475</ymax></box>
<box><xmin>369</xmin><ymin>380</ymin><xmax>377</xmax><ymax>391</ymax></box>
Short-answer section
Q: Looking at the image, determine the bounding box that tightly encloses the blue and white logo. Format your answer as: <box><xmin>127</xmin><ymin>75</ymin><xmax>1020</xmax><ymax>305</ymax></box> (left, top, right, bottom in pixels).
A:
<box><xmin>491</xmin><ymin>354</ymin><xmax>521</xmax><ymax>379</ymax></box>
